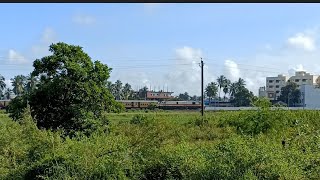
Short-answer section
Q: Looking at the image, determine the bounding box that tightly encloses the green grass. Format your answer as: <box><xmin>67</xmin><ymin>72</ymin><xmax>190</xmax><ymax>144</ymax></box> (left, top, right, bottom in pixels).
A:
<box><xmin>1</xmin><ymin>109</ymin><xmax>320</xmax><ymax>179</ymax></box>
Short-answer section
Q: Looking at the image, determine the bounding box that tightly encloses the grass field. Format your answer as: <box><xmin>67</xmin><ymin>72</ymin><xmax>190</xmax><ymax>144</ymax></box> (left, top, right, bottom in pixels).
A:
<box><xmin>1</xmin><ymin>109</ymin><xmax>320</xmax><ymax>179</ymax></box>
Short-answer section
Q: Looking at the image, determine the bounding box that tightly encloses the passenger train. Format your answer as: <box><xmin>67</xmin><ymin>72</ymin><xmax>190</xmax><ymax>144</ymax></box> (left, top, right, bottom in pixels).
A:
<box><xmin>116</xmin><ymin>100</ymin><xmax>202</xmax><ymax>110</ymax></box>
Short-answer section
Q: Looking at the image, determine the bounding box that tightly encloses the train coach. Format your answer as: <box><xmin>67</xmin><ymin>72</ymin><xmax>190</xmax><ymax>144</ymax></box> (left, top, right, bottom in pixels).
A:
<box><xmin>159</xmin><ymin>101</ymin><xmax>201</xmax><ymax>110</ymax></box>
<box><xmin>116</xmin><ymin>100</ymin><xmax>159</xmax><ymax>109</ymax></box>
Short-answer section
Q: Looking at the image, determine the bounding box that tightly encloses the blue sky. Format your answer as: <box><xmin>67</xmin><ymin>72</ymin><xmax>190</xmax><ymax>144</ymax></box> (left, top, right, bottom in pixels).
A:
<box><xmin>2</xmin><ymin>3</ymin><xmax>320</xmax><ymax>95</ymax></box>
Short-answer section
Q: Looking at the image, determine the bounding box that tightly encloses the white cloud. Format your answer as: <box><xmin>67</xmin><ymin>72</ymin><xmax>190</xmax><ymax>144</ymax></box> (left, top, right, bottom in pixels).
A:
<box><xmin>41</xmin><ymin>27</ymin><xmax>56</xmax><ymax>44</ymax></box>
<box><xmin>287</xmin><ymin>33</ymin><xmax>316</xmax><ymax>51</ymax></box>
<box><xmin>32</xmin><ymin>27</ymin><xmax>58</xmax><ymax>58</ymax></box>
<box><xmin>7</xmin><ymin>49</ymin><xmax>28</xmax><ymax>64</ymax></box>
<box><xmin>72</xmin><ymin>14</ymin><xmax>96</xmax><ymax>25</ymax></box>
<box><xmin>107</xmin><ymin>27</ymin><xmax>320</xmax><ymax>96</ymax></box>
<box><xmin>164</xmin><ymin>46</ymin><xmax>219</xmax><ymax>96</ymax></box>
<box><xmin>224</xmin><ymin>60</ymin><xmax>240</xmax><ymax>82</ymax></box>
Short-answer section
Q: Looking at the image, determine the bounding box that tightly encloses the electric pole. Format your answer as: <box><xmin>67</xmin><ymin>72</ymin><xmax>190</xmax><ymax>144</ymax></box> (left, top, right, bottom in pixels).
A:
<box><xmin>200</xmin><ymin>58</ymin><xmax>204</xmax><ymax>116</ymax></box>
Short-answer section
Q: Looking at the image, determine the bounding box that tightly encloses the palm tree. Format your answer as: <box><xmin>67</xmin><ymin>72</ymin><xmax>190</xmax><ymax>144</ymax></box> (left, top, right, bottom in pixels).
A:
<box><xmin>122</xmin><ymin>83</ymin><xmax>132</xmax><ymax>100</ymax></box>
<box><xmin>25</xmin><ymin>73</ymin><xmax>38</xmax><ymax>94</ymax></box>
<box><xmin>11</xmin><ymin>75</ymin><xmax>26</xmax><ymax>96</ymax></box>
<box><xmin>114</xmin><ymin>80</ymin><xmax>123</xmax><ymax>100</ymax></box>
<box><xmin>0</xmin><ymin>75</ymin><xmax>6</xmax><ymax>99</ymax></box>
<box><xmin>229</xmin><ymin>82</ymin><xmax>238</xmax><ymax>100</ymax></box>
<box><xmin>139</xmin><ymin>86</ymin><xmax>149</xmax><ymax>100</ymax></box>
<box><xmin>205</xmin><ymin>82</ymin><xmax>218</xmax><ymax>105</ymax></box>
<box><xmin>223</xmin><ymin>79</ymin><xmax>231</xmax><ymax>101</ymax></box>
<box><xmin>217</xmin><ymin>75</ymin><xmax>227</xmax><ymax>101</ymax></box>
<box><xmin>236</xmin><ymin>78</ymin><xmax>246</xmax><ymax>87</ymax></box>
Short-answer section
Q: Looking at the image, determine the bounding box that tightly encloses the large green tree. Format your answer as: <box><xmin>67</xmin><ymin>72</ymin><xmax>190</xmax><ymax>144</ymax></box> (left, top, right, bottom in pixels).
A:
<box><xmin>232</xmin><ymin>86</ymin><xmax>255</xmax><ymax>107</ymax></box>
<box><xmin>278</xmin><ymin>82</ymin><xmax>301</xmax><ymax>107</ymax></box>
<box><xmin>8</xmin><ymin>42</ymin><xmax>124</xmax><ymax>135</ymax></box>
<box><xmin>205</xmin><ymin>82</ymin><xmax>218</xmax><ymax>104</ymax></box>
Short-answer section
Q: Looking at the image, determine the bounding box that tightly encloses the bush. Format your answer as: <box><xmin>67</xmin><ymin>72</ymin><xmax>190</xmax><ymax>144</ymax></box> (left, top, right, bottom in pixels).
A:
<box><xmin>130</xmin><ymin>114</ymin><xmax>149</xmax><ymax>125</ymax></box>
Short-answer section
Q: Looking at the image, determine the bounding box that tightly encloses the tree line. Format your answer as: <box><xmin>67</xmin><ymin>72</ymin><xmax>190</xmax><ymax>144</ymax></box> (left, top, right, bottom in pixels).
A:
<box><xmin>205</xmin><ymin>75</ymin><xmax>256</xmax><ymax>107</ymax></box>
<box><xmin>0</xmin><ymin>74</ymin><xmax>38</xmax><ymax>100</ymax></box>
<box><xmin>1</xmin><ymin>71</ymin><xmax>302</xmax><ymax>108</ymax></box>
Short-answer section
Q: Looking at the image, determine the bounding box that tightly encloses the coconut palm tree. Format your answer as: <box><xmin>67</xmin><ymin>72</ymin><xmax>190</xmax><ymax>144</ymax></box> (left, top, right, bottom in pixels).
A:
<box><xmin>217</xmin><ymin>75</ymin><xmax>227</xmax><ymax>101</ymax></box>
<box><xmin>236</xmin><ymin>78</ymin><xmax>246</xmax><ymax>87</ymax></box>
<box><xmin>229</xmin><ymin>82</ymin><xmax>238</xmax><ymax>100</ymax></box>
<box><xmin>223</xmin><ymin>79</ymin><xmax>231</xmax><ymax>101</ymax></box>
<box><xmin>122</xmin><ymin>83</ymin><xmax>132</xmax><ymax>100</ymax></box>
<box><xmin>25</xmin><ymin>73</ymin><xmax>38</xmax><ymax>94</ymax></box>
<box><xmin>0</xmin><ymin>75</ymin><xmax>6</xmax><ymax>99</ymax></box>
<box><xmin>114</xmin><ymin>80</ymin><xmax>123</xmax><ymax>100</ymax></box>
<box><xmin>11</xmin><ymin>75</ymin><xmax>26</xmax><ymax>96</ymax></box>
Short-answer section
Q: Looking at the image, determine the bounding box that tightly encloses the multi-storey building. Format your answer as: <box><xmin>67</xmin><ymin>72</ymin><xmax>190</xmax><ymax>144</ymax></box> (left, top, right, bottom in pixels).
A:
<box><xmin>264</xmin><ymin>74</ymin><xmax>288</xmax><ymax>100</ymax></box>
<box><xmin>259</xmin><ymin>71</ymin><xmax>320</xmax><ymax>101</ymax></box>
<box><xmin>288</xmin><ymin>71</ymin><xmax>319</xmax><ymax>88</ymax></box>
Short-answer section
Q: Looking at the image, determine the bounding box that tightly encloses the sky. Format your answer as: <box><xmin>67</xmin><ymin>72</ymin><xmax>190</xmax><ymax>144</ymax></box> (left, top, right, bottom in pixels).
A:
<box><xmin>2</xmin><ymin>3</ymin><xmax>320</xmax><ymax>96</ymax></box>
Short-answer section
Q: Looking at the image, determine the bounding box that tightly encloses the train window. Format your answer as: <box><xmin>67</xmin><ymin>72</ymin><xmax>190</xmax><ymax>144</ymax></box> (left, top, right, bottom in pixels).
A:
<box><xmin>192</xmin><ymin>102</ymin><xmax>195</xmax><ymax>105</ymax></box>
<box><xmin>176</xmin><ymin>102</ymin><xmax>179</xmax><ymax>104</ymax></box>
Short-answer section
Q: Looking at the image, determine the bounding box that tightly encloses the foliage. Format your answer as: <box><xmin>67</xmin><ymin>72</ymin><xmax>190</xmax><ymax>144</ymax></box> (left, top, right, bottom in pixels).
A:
<box><xmin>11</xmin><ymin>75</ymin><xmax>27</xmax><ymax>96</ymax></box>
<box><xmin>251</xmin><ymin>97</ymin><xmax>272</xmax><ymax>109</ymax></box>
<box><xmin>0</xmin><ymin>74</ymin><xmax>6</xmax><ymax>99</ymax></box>
<box><xmin>130</xmin><ymin>114</ymin><xmax>149</xmax><ymax>125</ymax></box>
<box><xmin>278</xmin><ymin>82</ymin><xmax>301</xmax><ymax>106</ymax></box>
<box><xmin>8</xmin><ymin>42</ymin><xmax>124</xmax><ymax>136</ymax></box>
<box><xmin>177</xmin><ymin>92</ymin><xmax>190</xmax><ymax>101</ymax></box>
<box><xmin>205</xmin><ymin>82</ymin><xmax>218</xmax><ymax>103</ymax></box>
<box><xmin>147</xmin><ymin>103</ymin><xmax>158</xmax><ymax>110</ymax></box>
<box><xmin>217</xmin><ymin>75</ymin><xmax>227</xmax><ymax>100</ymax></box>
<box><xmin>231</xmin><ymin>86</ymin><xmax>256</xmax><ymax>107</ymax></box>
<box><xmin>1</xmin><ymin>109</ymin><xmax>320</xmax><ymax>179</ymax></box>
<box><xmin>6</xmin><ymin>95</ymin><xmax>28</xmax><ymax>121</ymax></box>
<box><xmin>222</xmin><ymin>79</ymin><xmax>231</xmax><ymax>100</ymax></box>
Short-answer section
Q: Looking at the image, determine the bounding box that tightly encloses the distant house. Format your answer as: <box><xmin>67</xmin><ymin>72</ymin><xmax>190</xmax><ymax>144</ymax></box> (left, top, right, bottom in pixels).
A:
<box><xmin>146</xmin><ymin>90</ymin><xmax>174</xmax><ymax>101</ymax></box>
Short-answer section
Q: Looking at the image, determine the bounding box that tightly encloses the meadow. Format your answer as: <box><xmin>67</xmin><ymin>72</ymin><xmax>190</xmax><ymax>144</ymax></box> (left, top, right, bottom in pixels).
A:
<box><xmin>1</xmin><ymin>108</ymin><xmax>320</xmax><ymax>179</ymax></box>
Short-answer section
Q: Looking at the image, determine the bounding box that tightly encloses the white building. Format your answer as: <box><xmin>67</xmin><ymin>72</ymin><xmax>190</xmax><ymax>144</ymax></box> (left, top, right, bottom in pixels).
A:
<box><xmin>288</xmin><ymin>71</ymin><xmax>319</xmax><ymax>88</ymax></box>
<box><xmin>300</xmin><ymin>84</ymin><xmax>320</xmax><ymax>109</ymax></box>
<box><xmin>264</xmin><ymin>74</ymin><xmax>288</xmax><ymax>100</ymax></box>
<box><xmin>260</xmin><ymin>71</ymin><xmax>320</xmax><ymax>101</ymax></box>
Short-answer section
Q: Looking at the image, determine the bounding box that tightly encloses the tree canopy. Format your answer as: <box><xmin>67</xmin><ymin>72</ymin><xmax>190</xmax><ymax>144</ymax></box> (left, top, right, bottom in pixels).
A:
<box><xmin>8</xmin><ymin>42</ymin><xmax>124</xmax><ymax>135</ymax></box>
<box><xmin>278</xmin><ymin>82</ymin><xmax>301</xmax><ymax>107</ymax></box>
<box><xmin>205</xmin><ymin>82</ymin><xmax>218</xmax><ymax>102</ymax></box>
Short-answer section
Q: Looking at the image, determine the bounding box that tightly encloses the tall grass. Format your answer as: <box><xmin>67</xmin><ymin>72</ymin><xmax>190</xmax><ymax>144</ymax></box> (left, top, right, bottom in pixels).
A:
<box><xmin>1</xmin><ymin>109</ymin><xmax>320</xmax><ymax>179</ymax></box>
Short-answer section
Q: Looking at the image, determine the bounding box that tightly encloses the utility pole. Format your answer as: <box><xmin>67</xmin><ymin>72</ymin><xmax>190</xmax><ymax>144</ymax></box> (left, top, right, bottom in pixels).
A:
<box><xmin>199</xmin><ymin>58</ymin><xmax>204</xmax><ymax>116</ymax></box>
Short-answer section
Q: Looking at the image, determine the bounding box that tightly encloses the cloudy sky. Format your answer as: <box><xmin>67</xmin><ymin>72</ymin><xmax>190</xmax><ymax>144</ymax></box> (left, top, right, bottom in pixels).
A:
<box><xmin>1</xmin><ymin>3</ymin><xmax>320</xmax><ymax>95</ymax></box>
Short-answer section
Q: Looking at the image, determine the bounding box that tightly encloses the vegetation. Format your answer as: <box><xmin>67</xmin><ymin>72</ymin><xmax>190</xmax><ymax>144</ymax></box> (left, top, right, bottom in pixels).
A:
<box><xmin>7</xmin><ymin>42</ymin><xmax>124</xmax><ymax>136</ymax></box>
<box><xmin>2</xmin><ymin>42</ymin><xmax>317</xmax><ymax>179</ymax></box>
<box><xmin>1</xmin><ymin>107</ymin><xmax>320</xmax><ymax>179</ymax></box>
<box><xmin>205</xmin><ymin>82</ymin><xmax>218</xmax><ymax>103</ymax></box>
<box><xmin>278</xmin><ymin>82</ymin><xmax>301</xmax><ymax>106</ymax></box>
